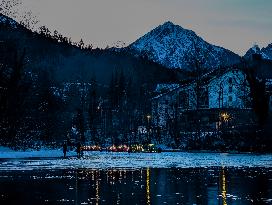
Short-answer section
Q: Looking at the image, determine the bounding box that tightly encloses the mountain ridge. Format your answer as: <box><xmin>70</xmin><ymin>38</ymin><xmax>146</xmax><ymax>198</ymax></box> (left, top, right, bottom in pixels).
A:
<box><xmin>127</xmin><ymin>21</ymin><xmax>241</xmax><ymax>71</ymax></box>
<box><xmin>244</xmin><ymin>44</ymin><xmax>272</xmax><ymax>60</ymax></box>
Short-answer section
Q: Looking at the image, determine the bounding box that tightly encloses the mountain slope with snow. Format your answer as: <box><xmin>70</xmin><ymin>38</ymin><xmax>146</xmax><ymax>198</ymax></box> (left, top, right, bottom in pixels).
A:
<box><xmin>244</xmin><ymin>44</ymin><xmax>272</xmax><ymax>60</ymax></box>
<box><xmin>128</xmin><ymin>21</ymin><xmax>241</xmax><ymax>70</ymax></box>
<box><xmin>261</xmin><ymin>44</ymin><xmax>272</xmax><ymax>60</ymax></box>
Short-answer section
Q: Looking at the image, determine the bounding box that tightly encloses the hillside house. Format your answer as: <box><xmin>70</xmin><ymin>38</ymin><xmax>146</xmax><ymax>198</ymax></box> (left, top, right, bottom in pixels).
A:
<box><xmin>151</xmin><ymin>67</ymin><xmax>255</xmax><ymax>132</ymax></box>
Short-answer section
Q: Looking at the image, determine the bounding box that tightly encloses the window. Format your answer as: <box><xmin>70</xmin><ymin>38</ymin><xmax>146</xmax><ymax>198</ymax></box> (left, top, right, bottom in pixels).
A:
<box><xmin>179</xmin><ymin>91</ymin><xmax>189</xmax><ymax>109</ymax></box>
<box><xmin>219</xmin><ymin>88</ymin><xmax>224</xmax><ymax>108</ymax></box>
<box><xmin>228</xmin><ymin>96</ymin><xmax>233</xmax><ymax>108</ymax></box>
<box><xmin>228</xmin><ymin>78</ymin><xmax>233</xmax><ymax>84</ymax></box>
<box><xmin>229</xmin><ymin>86</ymin><xmax>233</xmax><ymax>92</ymax></box>
<box><xmin>228</xmin><ymin>96</ymin><xmax>233</xmax><ymax>102</ymax></box>
<box><xmin>199</xmin><ymin>87</ymin><xmax>209</xmax><ymax>108</ymax></box>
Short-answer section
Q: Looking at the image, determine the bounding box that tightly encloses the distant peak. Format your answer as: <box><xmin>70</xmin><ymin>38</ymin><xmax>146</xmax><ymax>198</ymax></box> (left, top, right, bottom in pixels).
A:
<box><xmin>160</xmin><ymin>21</ymin><xmax>181</xmax><ymax>30</ymax></box>
<box><xmin>252</xmin><ymin>44</ymin><xmax>260</xmax><ymax>49</ymax></box>
<box><xmin>129</xmin><ymin>19</ymin><xmax>241</xmax><ymax>70</ymax></box>
<box><xmin>162</xmin><ymin>21</ymin><xmax>175</xmax><ymax>26</ymax></box>
<box><xmin>266</xmin><ymin>43</ymin><xmax>272</xmax><ymax>49</ymax></box>
<box><xmin>157</xmin><ymin>21</ymin><xmax>192</xmax><ymax>35</ymax></box>
<box><xmin>251</xmin><ymin>44</ymin><xmax>261</xmax><ymax>53</ymax></box>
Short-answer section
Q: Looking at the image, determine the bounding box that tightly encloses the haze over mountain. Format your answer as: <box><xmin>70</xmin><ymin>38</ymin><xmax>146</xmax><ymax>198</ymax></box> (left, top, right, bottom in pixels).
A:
<box><xmin>127</xmin><ymin>21</ymin><xmax>241</xmax><ymax>71</ymax></box>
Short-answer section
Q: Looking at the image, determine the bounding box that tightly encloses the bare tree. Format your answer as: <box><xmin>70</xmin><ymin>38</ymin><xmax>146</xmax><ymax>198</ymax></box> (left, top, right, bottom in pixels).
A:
<box><xmin>0</xmin><ymin>0</ymin><xmax>21</xmax><ymax>18</ymax></box>
<box><xmin>0</xmin><ymin>0</ymin><xmax>38</xmax><ymax>30</ymax></box>
<box><xmin>20</xmin><ymin>11</ymin><xmax>39</xmax><ymax>30</ymax></box>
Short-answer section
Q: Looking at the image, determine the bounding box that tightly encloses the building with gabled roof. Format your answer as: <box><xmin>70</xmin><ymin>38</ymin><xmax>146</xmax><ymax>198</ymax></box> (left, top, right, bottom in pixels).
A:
<box><xmin>151</xmin><ymin>66</ymin><xmax>255</xmax><ymax>132</ymax></box>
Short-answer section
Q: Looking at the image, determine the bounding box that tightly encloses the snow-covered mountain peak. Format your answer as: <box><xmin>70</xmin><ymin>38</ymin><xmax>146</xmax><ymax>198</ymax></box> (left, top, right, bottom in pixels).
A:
<box><xmin>156</xmin><ymin>21</ymin><xmax>190</xmax><ymax>33</ymax></box>
<box><xmin>244</xmin><ymin>44</ymin><xmax>261</xmax><ymax>57</ymax></box>
<box><xmin>162</xmin><ymin>21</ymin><xmax>174</xmax><ymax>26</ymax></box>
<box><xmin>128</xmin><ymin>22</ymin><xmax>240</xmax><ymax>70</ymax></box>
<box><xmin>252</xmin><ymin>44</ymin><xmax>261</xmax><ymax>53</ymax></box>
<box><xmin>264</xmin><ymin>43</ymin><xmax>272</xmax><ymax>51</ymax></box>
<box><xmin>261</xmin><ymin>44</ymin><xmax>272</xmax><ymax>60</ymax></box>
<box><xmin>145</xmin><ymin>21</ymin><xmax>196</xmax><ymax>40</ymax></box>
<box><xmin>244</xmin><ymin>43</ymin><xmax>272</xmax><ymax>60</ymax></box>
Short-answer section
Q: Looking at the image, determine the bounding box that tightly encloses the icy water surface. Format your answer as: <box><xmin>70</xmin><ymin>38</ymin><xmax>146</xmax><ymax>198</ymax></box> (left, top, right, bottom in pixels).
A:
<box><xmin>1</xmin><ymin>152</ymin><xmax>272</xmax><ymax>170</ymax></box>
<box><xmin>0</xmin><ymin>167</ymin><xmax>272</xmax><ymax>205</ymax></box>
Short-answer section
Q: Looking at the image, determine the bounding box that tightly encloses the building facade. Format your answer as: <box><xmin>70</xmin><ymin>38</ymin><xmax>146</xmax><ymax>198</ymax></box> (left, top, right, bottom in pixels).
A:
<box><xmin>152</xmin><ymin>67</ymin><xmax>254</xmax><ymax>131</ymax></box>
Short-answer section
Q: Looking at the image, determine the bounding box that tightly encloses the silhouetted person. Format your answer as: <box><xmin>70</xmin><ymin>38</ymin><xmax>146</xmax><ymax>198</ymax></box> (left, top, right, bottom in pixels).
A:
<box><xmin>76</xmin><ymin>142</ymin><xmax>81</xmax><ymax>158</ymax></box>
<box><xmin>63</xmin><ymin>141</ymin><xmax>67</xmax><ymax>158</ymax></box>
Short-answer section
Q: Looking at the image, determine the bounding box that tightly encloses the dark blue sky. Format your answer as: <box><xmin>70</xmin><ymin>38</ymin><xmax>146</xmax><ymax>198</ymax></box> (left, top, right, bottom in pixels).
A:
<box><xmin>13</xmin><ymin>0</ymin><xmax>272</xmax><ymax>55</ymax></box>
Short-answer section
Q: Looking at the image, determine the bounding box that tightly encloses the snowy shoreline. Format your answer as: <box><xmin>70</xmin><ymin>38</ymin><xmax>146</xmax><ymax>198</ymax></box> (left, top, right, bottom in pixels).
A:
<box><xmin>0</xmin><ymin>146</ymin><xmax>270</xmax><ymax>159</ymax></box>
<box><xmin>0</xmin><ymin>146</ymin><xmax>77</xmax><ymax>159</ymax></box>
<box><xmin>0</xmin><ymin>147</ymin><xmax>272</xmax><ymax>170</ymax></box>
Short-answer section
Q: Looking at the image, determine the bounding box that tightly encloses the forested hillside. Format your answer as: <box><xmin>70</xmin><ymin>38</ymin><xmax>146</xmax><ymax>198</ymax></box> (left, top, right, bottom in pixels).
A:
<box><xmin>0</xmin><ymin>14</ymin><xmax>185</xmax><ymax>148</ymax></box>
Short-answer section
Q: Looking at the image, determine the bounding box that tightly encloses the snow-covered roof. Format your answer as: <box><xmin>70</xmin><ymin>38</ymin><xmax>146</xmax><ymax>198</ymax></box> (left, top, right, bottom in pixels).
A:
<box><xmin>152</xmin><ymin>81</ymin><xmax>193</xmax><ymax>100</ymax></box>
<box><xmin>154</xmin><ymin>83</ymin><xmax>180</xmax><ymax>93</ymax></box>
<box><xmin>152</xmin><ymin>65</ymin><xmax>245</xmax><ymax>100</ymax></box>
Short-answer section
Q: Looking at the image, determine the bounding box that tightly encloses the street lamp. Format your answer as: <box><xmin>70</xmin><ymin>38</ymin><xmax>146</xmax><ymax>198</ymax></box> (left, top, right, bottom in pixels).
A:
<box><xmin>147</xmin><ymin>115</ymin><xmax>151</xmax><ymax>123</ymax></box>
<box><xmin>97</xmin><ymin>104</ymin><xmax>105</xmax><ymax>140</ymax></box>
<box><xmin>146</xmin><ymin>115</ymin><xmax>151</xmax><ymax>143</ymax></box>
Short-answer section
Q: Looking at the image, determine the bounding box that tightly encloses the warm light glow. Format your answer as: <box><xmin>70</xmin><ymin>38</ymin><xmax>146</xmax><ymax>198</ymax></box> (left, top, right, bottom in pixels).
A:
<box><xmin>221</xmin><ymin>112</ymin><xmax>231</xmax><ymax>122</ymax></box>
<box><xmin>221</xmin><ymin>167</ymin><xmax>227</xmax><ymax>205</ymax></box>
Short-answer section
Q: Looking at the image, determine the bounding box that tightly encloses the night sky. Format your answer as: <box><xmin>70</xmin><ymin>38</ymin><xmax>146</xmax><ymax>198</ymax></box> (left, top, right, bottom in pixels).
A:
<box><xmin>8</xmin><ymin>0</ymin><xmax>272</xmax><ymax>55</ymax></box>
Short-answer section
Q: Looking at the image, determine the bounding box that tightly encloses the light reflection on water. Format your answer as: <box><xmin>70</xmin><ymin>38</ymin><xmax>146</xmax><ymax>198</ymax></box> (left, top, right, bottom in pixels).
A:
<box><xmin>221</xmin><ymin>167</ymin><xmax>227</xmax><ymax>205</ymax></box>
<box><xmin>146</xmin><ymin>168</ymin><xmax>151</xmax><ymax>205</ymax></box>
<box><xmin>0</xmin><ymin>167</ymin><xmax>271</xmax><ymax>204</ymax></box>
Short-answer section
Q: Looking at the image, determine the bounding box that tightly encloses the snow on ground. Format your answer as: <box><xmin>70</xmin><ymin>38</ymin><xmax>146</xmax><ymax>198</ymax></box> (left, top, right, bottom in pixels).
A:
<box><xmin>0</xmin><ymin>146</ymin><xmax>76</xmax><ymax>159</ymax></box>
<box><xmin>0</xmin><ymin>148</ymin><xmax>272</xmax><ymax>170</ymax></box>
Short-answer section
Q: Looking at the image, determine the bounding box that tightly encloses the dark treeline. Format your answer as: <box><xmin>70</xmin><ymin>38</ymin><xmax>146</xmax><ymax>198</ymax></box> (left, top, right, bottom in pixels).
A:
<box><xmin>0</xmin><ymin>15</ymin><xmax>184</xmax><ymax>149</ymax></box>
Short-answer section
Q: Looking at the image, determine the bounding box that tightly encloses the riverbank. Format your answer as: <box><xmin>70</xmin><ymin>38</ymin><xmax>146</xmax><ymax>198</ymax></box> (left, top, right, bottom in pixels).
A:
<box><xmin>0</xmin><ymin>149</ymin><xmax>272</xmax><ymax>170</ymax></box>
<box><xmin>0</xmin><ymin>146</ymin><xmax>77</xmax><ymax>159</ymax></box>
<box><xmin>1</xmin><ymin>146</ymin><xmax>271</xmax><ymax>160</ymax></box>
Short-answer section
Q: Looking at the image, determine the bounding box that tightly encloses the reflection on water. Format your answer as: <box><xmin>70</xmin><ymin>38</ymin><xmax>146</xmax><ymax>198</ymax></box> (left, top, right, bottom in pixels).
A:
<box><xmin>146</xmin><ymin>168</ymin><xmax>150</xmax><ymax>205</ymax></box>
<box><xmin>0</xmin><ymin>167</ymin><xmax>272</xmax><ymax>204</ymax></box>
<box><xmin>95</xmin><ymin>171</ymin><xmax>99</xmax><ymax>205</ymax></box>
<box><xmin>220</xmin><ymin>167</ymin><xmax>227</xmax><ymax>205</ymax></box>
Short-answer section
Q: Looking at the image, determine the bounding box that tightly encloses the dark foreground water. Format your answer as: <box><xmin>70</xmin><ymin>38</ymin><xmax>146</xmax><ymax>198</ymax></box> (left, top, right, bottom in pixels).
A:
<box><xmin>0</xmin><ymin>167</ymin><xmax>272</xmax><ymax>205</ymax></box>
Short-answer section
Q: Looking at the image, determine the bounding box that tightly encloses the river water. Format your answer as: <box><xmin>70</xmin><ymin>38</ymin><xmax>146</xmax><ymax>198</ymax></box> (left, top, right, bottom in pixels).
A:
<box><xmin>0</xmin><ymin>166</ymin><xmax>272</xmax><ymax>205</ymax></box>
